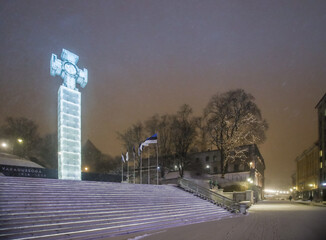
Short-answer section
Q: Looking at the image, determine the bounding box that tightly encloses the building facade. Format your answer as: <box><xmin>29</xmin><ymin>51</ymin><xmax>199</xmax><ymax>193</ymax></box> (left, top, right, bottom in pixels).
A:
<box><xmin>295</xmin><ymin>143</ymin><xmax>320</xmax><ymax>200</ymax></box>
<box><xmin>188</xmin><ymin>144</ymin><xmax>265</xmax><ymax>199</ymax></box>
<box><xmin>316</xmin><ymin>93</ymin><xmax>326</xmax><ymax>200</ymax></box>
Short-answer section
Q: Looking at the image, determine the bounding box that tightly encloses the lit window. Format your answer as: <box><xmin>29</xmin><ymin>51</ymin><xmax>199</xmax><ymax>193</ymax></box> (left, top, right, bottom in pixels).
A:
<box><xmin>320</xmin><ymin>150</ymin><xmax>323</xmax><ymax>157</ymax></box>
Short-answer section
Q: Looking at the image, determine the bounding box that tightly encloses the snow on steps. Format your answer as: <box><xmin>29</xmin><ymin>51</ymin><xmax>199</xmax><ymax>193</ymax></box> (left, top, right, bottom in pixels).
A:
<box><xmin>0</xmin><ymin>176</ymin><xmax>237</xmax><ymax>239</ymax></box>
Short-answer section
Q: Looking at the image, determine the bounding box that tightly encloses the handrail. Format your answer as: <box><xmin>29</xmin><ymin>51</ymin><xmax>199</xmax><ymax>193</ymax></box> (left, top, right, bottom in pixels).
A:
<box><xmin>178</xmin><ymin>178</ymin><xmax>238</xmax><ymax>212</ymax></box>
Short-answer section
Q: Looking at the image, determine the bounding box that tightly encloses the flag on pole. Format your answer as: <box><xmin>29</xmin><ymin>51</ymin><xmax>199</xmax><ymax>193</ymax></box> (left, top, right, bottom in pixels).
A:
<box><xmin>138</xmin><ymin>142</ymin><xmax>148</xmax><ymax>155</ymax></box>
<box><xmin>139</xmin><ymin>133</ymin><xmax>158</xmax><ymax>153</ymax></box>
<box><xmin>121</xmin><ymin>153</ymin><xmax>125</xmax><ymax>163</ymax></box>
<box><xmin>138</xmin><ymin>144</ymin><xmax>142</xmax><ymax>156</ymax></box>
<box><xmin>133</xmin><ymin>146</ymin><xmax>136</xmax><ymax>158</ymax></box>
<box><xmin>143</xmin><ymin>133</ymin><xmax>158</xmax><ymax>145</ymax></box>
<box><xmin>126</xmin><ymin>152</ymin><xmax>129</xmax><ymax>161</ymax></box>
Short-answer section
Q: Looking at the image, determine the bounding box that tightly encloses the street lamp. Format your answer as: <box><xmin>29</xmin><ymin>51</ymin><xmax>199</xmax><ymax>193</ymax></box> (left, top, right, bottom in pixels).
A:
<box><xmin>1</xmin><ymin>142</ymin><xmax>7</xmax><ymax>148</ymax></box>
<box><xmin>84</xmin><ymin>167</ymin><xmax>88</xmax><ymax>172</ymax></box>
<box><xmin>17</xmin><ymin>138</ymin><xmax>23</xmax><ymax>144</ymax></box>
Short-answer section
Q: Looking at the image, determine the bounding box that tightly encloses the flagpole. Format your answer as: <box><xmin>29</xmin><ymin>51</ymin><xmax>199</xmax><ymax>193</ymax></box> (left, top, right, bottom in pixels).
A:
<box><xmin>133</xmin><ymin>152</ymin><xmax>136</xmax><ymax>184</ymax></box>
<box><xmin>121</xmin><ymin>160</ymin><xmax>123</xmax><ymax>183</ymax></box>
<box><xmin>156</xmin><ymin>142</ymin><xmax>159</xmax><ymax>185</ymax></box>
<box><xmin>148</xmin><ymin>147</ymin><xmax>150</xmax><ymax>184</ymax></box>
<box><xmin>140</xmin><ymin>151</ymin><xmax>142</xmax><ymax>184</ymax></box>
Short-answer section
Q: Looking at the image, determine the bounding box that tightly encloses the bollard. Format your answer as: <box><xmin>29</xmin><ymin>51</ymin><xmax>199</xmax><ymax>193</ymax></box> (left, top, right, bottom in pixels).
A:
<box><xmin>239</xmin><ymin>203</ymin><xmax>247</xmax><ymax>214</ymax></box>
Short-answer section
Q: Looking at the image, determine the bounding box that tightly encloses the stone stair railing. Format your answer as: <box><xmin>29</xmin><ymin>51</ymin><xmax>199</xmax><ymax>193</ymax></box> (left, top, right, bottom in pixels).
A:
<box><xmin>178</xmin><ymin>178</ymin><xmax>239</xmax><ymax>212</ymax></box>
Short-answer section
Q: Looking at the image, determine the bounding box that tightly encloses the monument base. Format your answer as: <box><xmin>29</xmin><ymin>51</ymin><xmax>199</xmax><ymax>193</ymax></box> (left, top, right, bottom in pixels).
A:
<box><xmin>58</xmin><ymin>85</ymin><xmax>81</xmax><ymax>180</ymax></box>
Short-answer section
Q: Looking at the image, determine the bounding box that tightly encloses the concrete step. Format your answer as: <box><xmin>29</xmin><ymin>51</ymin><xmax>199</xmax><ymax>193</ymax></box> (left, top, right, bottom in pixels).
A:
<box><xmin>0</xmin><ymin>202</ymin><xmax>209</xmax><ymax>216</ymax></box>
<box><xmin>0</xmin><ymin>207</ymin><xmax>228</xmax><ymax>234</ymax></box>
<box><xmin>0</xmin><ymin>210</ymin><xmax>233</xmax><ymax>239</ymax></box>
<box><xmin>0</xmin><ymin>176</ymin><xmax>236</xmax><ymax>239</ymax></box>
<box><xmin>0</xmin><ymin>204</ymin><xmax>223</xmax><ymax>227</ymax></box>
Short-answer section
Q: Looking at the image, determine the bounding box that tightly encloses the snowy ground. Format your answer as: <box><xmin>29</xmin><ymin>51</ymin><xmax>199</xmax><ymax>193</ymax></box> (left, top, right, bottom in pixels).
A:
<box><xmin>108</xmin><ymin>200</ymin><xmax>326</xmax><ymax>240</ymax></box>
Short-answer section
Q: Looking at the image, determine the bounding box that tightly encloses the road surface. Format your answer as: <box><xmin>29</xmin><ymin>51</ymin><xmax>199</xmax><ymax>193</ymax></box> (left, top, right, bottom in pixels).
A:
<box><xmin>109</xmin><ymin>200</ymin><xmax>326</xmax><ymax>240</ymax></box>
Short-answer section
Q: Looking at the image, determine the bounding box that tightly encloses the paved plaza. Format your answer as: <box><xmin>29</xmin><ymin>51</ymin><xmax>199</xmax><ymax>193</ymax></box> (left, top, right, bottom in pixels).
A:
<box><xmin>110</xmin><ymin>200</ymin><xmax>326</xmax><ymax>240</ymax></box>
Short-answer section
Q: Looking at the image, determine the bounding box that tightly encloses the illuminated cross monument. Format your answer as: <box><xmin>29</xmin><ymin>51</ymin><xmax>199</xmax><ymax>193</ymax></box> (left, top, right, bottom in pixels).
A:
<box><xmin>50</xmin><ymin>49</ymin><xmax>88</xmax><ymax>180</ymax></box>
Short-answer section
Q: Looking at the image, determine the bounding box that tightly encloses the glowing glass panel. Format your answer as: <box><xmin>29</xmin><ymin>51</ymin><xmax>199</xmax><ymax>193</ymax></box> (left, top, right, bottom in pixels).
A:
<box><xmin>58</xmin><ymin>86</ymin><xmax>81</xmax><ymax>180</ymax></box>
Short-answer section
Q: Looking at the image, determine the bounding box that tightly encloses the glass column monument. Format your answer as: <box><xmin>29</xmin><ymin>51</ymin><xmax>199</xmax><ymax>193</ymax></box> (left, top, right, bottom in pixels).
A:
<box><xmin>50</xmin><ymin>49</ymin><xmax>88</xmax><ymax>180</ymax></box>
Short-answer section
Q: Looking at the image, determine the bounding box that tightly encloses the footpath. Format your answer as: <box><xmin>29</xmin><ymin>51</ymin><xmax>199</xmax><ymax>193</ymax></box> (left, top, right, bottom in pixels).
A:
<box><xmin>294</xmin><ymin>199</ymin><xmax>326</xmax><ymax>207</ymax></box>
<box><xmin>108</xmin><ymin>200</ymin><xmax>326</xmax><ymax>240</ymax></box>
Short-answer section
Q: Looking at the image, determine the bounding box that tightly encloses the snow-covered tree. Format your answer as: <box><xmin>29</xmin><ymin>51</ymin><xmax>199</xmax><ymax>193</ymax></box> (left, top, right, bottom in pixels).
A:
<box><xmin>204</xmin><ymin>89</ymin><xmax>268</xmax><ymax>175</ymax></box>
<box><xmin>170</xmin><ymin>104</ymin><xmax>198</xmax><ymax>177</ymax></box>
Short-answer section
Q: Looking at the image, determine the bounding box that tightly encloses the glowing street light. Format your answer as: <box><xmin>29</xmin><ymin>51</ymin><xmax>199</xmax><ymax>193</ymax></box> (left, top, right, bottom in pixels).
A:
<box><xmin>206</xmin><ymin>165</ymin><xmax>210</xmax><ymax>169</ymax></box>
<box><xmin>17</xmin><ymin>138</ymin><xmax>23</xmax><ymax>143</ymax></box>
<box><xmin>247</xmin><ymin>178</ymin><xmax>253</xmax><ymax>183</ymax></box>
<box><xmin>84</xmin><ymin>167</ymin><xmax>88</xmax><ymax>172</ymax></box>
<box><xmin>1</xmin><ymin>142</ymin><xmax>7</xmax><ymax>148</ymax></box>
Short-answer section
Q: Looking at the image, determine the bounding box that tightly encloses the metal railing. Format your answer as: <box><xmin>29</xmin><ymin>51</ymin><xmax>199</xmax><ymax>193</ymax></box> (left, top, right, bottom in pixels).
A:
<box><xmin>178</xmin><ymin>178</ymin><xmax>238</xmax><ymax>212</ymax></box>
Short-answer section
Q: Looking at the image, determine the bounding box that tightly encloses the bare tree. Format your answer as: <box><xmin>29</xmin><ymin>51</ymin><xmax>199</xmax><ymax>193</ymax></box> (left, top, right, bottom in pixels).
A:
<box><xmin>145</xmin><ymin>114</ymin><xmax>160</xmax><ymax>135</ymax></box>
<box><xmin>193</xmin><ymin>117</ymin><xmax>208</xmax><ymax>152</ymax></box>
<box><xmin>39</xmin><ymin>133</ymin><xmax>58</xmax><ymax>169</ymax></box>
<box><xmin>157</xmin><ymin>114</ymin><xmax>174</xmax><ymax>177</ymax></box>
<box><xmin>117</xmin><ymin>122</ymin><xmax>145</xmax><ymax>182</ymax></box>
<box><xmin>0</xmin><ymin>117</ymin><xmax>41</xmax><ymax>158</ymax></box>
<box><xmin>170</xmin><ymin>104</ymin><xmax>198</xmax><ymax>178</ymax></box>
<box><xmin>204</xmin><ymin>89</ymin><xmax>268</xmax><ymax>176</ymax></box>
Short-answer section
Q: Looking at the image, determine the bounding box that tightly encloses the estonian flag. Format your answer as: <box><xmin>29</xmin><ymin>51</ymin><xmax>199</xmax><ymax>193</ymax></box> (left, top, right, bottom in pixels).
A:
<box><xmin>133</xmin><ymin>146</ymin><xmax>136</xmax><ymax>158</ymax></box>
<box><xmin>143</xmin><ymin>133</ymin><xmax>158</xmax><ymax>145</ymax></box>
<box><xmin>121</xmin><ymin>153</ymin><xmax>125</xmax><ymax>163</ymax></box>
<box><xmin>138</xmin><ymin>142</ymin><xmax>147</xmax><ymax>155</ymax></box>
<box><xmin>138</xmin><ymin>144</ymin><xmax>141</xmax><ymax>156</ymax></box>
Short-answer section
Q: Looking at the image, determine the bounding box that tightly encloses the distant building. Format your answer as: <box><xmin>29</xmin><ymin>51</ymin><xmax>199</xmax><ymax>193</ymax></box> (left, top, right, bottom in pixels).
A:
<box><xmin>295</xmin><ymin>143</ymin><xmax>320</xmax><ymax>200</ymax></box>
<box><xmin>316</xmin><ymin>93</ymin><xmax>326</xmax><ymax>200</ymax></box>
<box><xmin>188</xmin><ymin>144</ymin><xmax>265</xmax><ymax>200</ymax></box>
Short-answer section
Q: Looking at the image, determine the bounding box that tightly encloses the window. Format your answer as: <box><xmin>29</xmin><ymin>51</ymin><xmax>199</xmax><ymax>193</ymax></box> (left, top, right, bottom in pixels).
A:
<box><xmin>206</xmin><ymin>156</ymin><xmax>209</xmax><ymax>162</ymax></box>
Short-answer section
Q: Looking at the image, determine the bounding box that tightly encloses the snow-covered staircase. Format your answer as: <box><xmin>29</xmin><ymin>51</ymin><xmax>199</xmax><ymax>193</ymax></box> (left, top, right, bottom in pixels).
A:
<box><xmin>0</xmin><ymin>176</ymin><xmax>236</xmax><ymax>239</ymax></box>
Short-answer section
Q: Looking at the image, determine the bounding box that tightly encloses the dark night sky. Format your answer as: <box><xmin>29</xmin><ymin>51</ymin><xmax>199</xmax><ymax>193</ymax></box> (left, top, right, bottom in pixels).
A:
<box><xmin>1</xmin><ymin>0</ymin><xmax>326</xmax><ymax>189</ymax></box>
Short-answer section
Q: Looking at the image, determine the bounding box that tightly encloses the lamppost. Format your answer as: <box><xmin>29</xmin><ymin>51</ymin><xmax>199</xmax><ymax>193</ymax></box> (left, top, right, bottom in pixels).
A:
<box><xmin>15</xmin><ymin>138</ymin><xmax>24</xmax><ymax>157</ymax></box>
<box><xmin>1</xmin><ymin>142</ymin><xmax>8</xmax><ymax>148</ymax></box>
<box><xmin>1</xmin><ymin>142</ymin><xmax>9</xmax><ymax>153</ymax></box>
